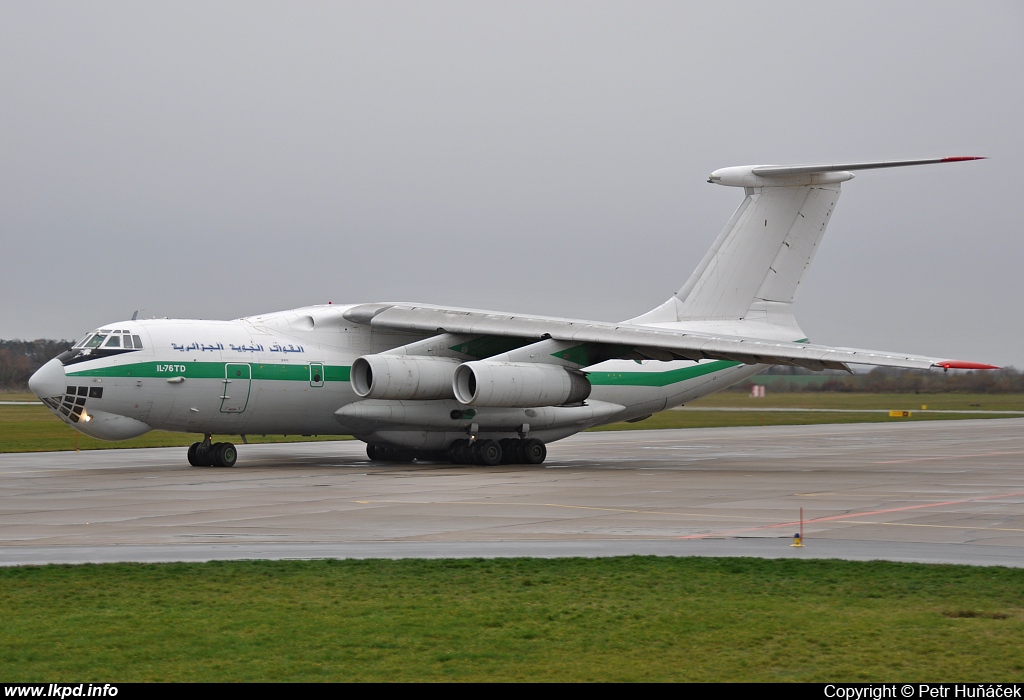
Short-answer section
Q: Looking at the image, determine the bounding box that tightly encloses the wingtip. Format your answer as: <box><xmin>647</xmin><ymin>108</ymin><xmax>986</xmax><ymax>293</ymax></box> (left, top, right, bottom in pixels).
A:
<box><xmin>941</xmin><ymin>156</ymin><xmax>986</xmax><ymax>162</ymax></box>
<box><xmin>935</xmin><ymin>360</ymin><xmax>1000</xmax><ymax>370</ymax></box>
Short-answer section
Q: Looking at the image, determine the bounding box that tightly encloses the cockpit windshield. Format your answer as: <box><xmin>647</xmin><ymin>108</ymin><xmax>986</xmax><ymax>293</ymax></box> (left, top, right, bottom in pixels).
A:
<box><xmin>58</xmin><ymin>328</ymin><xmax>144</xmax><ymax>366</ymax></box>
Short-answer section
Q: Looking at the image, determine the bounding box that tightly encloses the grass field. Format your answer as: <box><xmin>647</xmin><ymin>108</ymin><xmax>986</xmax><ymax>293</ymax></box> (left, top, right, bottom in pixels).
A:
<box><xmin>689</xmin><ymin>392</ymin><xmax>1024</xmax><ymax>411</ymax></box>
<box><xmin>1</xmin><ymin>557</ymin><xmax>1021</xmax><ymax>682</ymax></box>
<box><xmin>590</xmin><ymin>392</ymin><xmax>1024</xmax><ymax>430</ymax></box>
<box><xmin>0</xmin><ymin>403</ymin><xmax>352</xmax><ymax>453</ymax></box>
<box><xmin>3</xmin><ymin>393</ymin><xmax>1023</xmax><ymax>452</ymax></box>
<box><xmin>4</xmin><ymin>397</ymin><xmax>1022</xmax><ymax>681</ymax></box>
<box><xmin>0</xmin><ymin>392</ymin><xmax>38</xmax><ymax>402</ymax></box>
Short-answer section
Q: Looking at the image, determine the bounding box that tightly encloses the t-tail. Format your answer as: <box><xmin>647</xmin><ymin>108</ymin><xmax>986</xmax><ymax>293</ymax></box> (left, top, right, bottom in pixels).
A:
<box><xmin>631</xmin><ymin>156</ymin><xmax>986</xmax><ymax>340</ymax></box>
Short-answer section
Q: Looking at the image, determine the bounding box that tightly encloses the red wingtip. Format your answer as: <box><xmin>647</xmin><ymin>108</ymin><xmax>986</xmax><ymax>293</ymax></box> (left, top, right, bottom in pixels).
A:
<box><xmin>936</xmin><ymin>360</ymin><xmax>1000</xmax><ymax>370</ymax></box>
<box><xmin>941</xmin><ymin>156</ymin><xmax>986</xmax><ymax>162</ymax></box>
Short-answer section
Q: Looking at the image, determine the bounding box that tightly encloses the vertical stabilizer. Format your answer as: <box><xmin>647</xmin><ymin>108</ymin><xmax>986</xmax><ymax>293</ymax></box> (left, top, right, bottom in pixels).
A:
<box><xmin>672</xmin><ymin>183</ymin><xmax>840</xmax><ymax>321</ymax></box>
<box><xmin>631</xmin><ymin>157</ymin><xmax>983</xmax><ymax>331</ymax></box>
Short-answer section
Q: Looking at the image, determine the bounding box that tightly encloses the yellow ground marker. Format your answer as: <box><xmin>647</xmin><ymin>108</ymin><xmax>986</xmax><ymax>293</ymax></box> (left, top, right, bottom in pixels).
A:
<box><xmin>790</xmin><ymin>507</ymin><xmax>805</xmax><ymax>547</ymax></box>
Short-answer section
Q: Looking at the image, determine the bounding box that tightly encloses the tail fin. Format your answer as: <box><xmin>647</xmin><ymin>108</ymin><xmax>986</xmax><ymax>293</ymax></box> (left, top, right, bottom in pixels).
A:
<box><xmin>632</xmin><ymin>157</ymin><xmax>984</xmax><ymax>331</ymax></box>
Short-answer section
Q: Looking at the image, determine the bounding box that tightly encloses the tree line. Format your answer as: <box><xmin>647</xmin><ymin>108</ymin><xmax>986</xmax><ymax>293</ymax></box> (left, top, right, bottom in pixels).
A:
<box><xmin>734</xmin><ymin>365</ymin><xmax>1024</xmax><ymax>393</ymax></box>
<box><xmin>0</xmin><ymin>340</ymin><xmax>72</xmax><ymax>390</ymax></box>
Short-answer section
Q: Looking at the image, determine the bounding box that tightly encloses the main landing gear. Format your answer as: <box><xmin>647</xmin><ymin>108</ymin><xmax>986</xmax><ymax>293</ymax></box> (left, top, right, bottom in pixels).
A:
<box><xmin>366</xmin><ymin>438</ymin><xmax>547</xmax><ymax>466</ymax></box>
<box><xmin>187</xmin><ymin>434</ymin><xmax>238</xmax><ymax>467</ymax></box>
<box><xmin>365</xmin><ymin>444</ymin><xmax>415</xmax><ymax>463</ymax></box>
<box><xmin>448</xmin><ymin>438</ymin><xmax>546</xmax><ymax>465</ymax></box>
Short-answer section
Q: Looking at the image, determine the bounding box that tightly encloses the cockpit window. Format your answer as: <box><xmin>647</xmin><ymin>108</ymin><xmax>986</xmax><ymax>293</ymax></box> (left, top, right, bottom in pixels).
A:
<box><xmin>57</xmin><ymin>328</ymin><xmax>144</xmax><ymax>367</ymax></box>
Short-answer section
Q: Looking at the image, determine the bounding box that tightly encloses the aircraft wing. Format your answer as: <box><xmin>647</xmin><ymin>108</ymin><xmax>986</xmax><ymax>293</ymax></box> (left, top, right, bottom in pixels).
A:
<box><xmin>342</xmin><ymin>303</ymin><xmax>996</xmax><ymax>372</ymax></box>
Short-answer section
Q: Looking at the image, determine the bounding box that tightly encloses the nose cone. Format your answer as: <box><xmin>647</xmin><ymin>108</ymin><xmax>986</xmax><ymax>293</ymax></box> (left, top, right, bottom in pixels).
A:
<box><xmin>29</xmin><ymin>358</ymin><xmax>66</xmax><ymax>400</ymax></box>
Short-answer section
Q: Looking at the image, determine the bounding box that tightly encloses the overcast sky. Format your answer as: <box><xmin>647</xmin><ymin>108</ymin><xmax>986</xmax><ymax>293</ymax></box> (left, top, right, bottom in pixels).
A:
<box><xmin>2</xmin><ymin>2</ymin><xmax>1022</xmax><ymax>367</ymax></box>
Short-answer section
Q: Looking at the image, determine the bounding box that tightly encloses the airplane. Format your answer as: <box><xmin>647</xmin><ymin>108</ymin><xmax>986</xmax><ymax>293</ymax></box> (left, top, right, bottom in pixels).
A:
<box><xmin>28</xmin><ymin>156</ymin><xmax>996</xmax><ymax>468</ymax></box>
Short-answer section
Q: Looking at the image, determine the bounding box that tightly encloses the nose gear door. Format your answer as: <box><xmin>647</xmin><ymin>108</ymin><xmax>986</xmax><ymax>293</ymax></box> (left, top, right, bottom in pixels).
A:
<box><xmin>221</xmin><ymin>363</ymin><xmax>252</xmax><ymax>413</ymax></box>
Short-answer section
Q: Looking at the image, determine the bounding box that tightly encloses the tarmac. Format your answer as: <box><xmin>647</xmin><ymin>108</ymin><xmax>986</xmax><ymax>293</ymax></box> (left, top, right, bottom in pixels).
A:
<box><xmin>2</xmin><ymin>419</ymin><xmax>1022</xmax><ymax>567</ymax></box>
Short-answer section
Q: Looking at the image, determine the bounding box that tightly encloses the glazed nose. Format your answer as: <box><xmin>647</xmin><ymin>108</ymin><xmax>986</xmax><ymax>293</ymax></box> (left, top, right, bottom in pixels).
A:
<box><xmin>29</xmin><ymin>358</ymin><xmax>66</xmax><ymax>400</ymax></box>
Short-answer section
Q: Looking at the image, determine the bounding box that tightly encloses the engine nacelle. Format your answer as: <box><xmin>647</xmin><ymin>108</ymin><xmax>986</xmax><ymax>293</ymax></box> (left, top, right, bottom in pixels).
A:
<box><xmin>351</xmin><ymin>355</ymin><xmax>460</xmax><ymax>400</ymax></box>
<box><xmin>453</xmin><ymin>361</ymin><xmax>591</xmax><ymax>407</ymax></box>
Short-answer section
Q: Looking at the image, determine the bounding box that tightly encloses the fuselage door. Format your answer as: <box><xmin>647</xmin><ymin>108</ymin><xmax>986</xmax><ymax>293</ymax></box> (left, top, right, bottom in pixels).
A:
<box><xmin>309</xmin><ymin>362</ymin><xmax>325</xmax><ymax>388</ymax></box>
<box><xmin>221</xmin><ymin>363</ymin><xmax>252</xmax><ymax>413</ymax></box>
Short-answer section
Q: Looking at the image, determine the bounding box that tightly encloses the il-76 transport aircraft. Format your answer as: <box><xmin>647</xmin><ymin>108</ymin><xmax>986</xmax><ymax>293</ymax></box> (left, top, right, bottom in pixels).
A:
<box><xmin>30</xmin><ymin>157</ymin><xmax>995</xmax><ymax>467</ymax></box>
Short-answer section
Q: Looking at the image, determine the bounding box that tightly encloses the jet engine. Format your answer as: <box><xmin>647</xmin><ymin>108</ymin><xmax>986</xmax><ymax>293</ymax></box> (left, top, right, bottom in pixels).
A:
<box><xmin>453</xmin><ymin>361</ymin><xmax>591</xmax><ymax>408</ymax></box>
<box><xmin>351</xmin><ymin>355</ymin><xmax>460</xmax><ymax>400</ymax></box>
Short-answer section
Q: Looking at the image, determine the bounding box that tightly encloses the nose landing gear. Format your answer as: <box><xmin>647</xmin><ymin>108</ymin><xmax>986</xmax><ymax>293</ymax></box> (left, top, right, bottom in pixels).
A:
<box><xmin>187</xmin><ymin>435</ymin><xmax>238</xmax><ymax>467</ymax></box>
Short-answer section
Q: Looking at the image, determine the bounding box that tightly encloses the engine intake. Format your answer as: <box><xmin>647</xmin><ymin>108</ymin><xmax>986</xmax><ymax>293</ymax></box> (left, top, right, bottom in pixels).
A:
<box><xmin>453</xmin><ymin>361</ymin><xmax>591</xmax><ymax>407</ymax></box>
<box><xmin>351</xmin><ymin>355</ymin><xmax>460</xmax><ymax>400</ymax></box>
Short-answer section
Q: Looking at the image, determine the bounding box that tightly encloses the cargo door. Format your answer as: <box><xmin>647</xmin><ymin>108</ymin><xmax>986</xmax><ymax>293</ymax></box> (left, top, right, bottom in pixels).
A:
<box><xmin>221</xmin><ymin>363</ymin><xmax>252</xmax><ymax>413</ymax></box>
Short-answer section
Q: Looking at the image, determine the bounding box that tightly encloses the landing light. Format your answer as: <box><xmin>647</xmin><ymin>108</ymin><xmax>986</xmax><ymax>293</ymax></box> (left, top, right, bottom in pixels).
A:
<box><xmin>80</xmin><ymin>409</ymin><xmax>92</xmax><ymax>423</ymax></box>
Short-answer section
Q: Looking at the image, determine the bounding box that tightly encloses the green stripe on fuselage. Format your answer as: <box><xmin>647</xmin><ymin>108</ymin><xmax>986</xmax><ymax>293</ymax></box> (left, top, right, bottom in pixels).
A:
<box><xmin>587</xmin><ymin>360</ymin><xmax>741</xmax><ymax>387</ymax></box>
<box><xmin>67</xmin><ymin>359</ymin><xmax>737</xmax><ymax>388</ymax></box>
<box><xmin>66</xmin><ymin>361</ymin><xmax>352</xmax><ymax>382</ymax></box>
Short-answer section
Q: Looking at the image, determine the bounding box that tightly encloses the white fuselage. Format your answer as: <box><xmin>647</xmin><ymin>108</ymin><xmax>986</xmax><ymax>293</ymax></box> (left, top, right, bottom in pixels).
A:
<box><xmin>28</xmin><ymin>157</ymin><xmax>989</xmax><ymax>464</ymax></box>
<box><xmin>33</xmin><ymin>304</ymin><xmax>762</xmax><ymax>450</ymax></box>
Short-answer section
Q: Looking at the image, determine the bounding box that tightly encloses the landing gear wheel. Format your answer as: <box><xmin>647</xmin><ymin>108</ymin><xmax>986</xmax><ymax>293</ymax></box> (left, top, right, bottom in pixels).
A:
<box><xmin>449</xmin><ymin>439</ymin><xmax>470</xmax><ymax>464</ymax></box>
<box><xmin>368</xmin><ymin>445</ymin><xmax>415</xmax><ymax>462</ymax></box>
<box><xmin>214</xmin><ymin>442</ymin><xmax>237</xmax><ymax>468</ymax></box>
<box><xmin>188</xmin><ymin>441</ymin><xmax>215</xmax><ymax>467</ymax></box>
<box><xmin>446</xmin><ymin>442</ymin><xmax>461</xmax><ymax>464</ymax></box>
<box><xmin>187</xmin><ymin>434</ymin><xmax>217</xmax><ymax>467</ymax></box>
<box><xmin>475</xmin><ymin>439</ymin><xmax>503</xmax><ymax>466</ymax></box>
<box><xmin>499</xmin><ymin>438</ymin><xmax>521</xmax><ymax>464</ymax></box>
<box><xmin>387</xmin><ymin>447</ymin><xmax>415</xmax><ymax>463</ymax></box>
<box><xmin>520</xmin><ymin>438</ymin><xmax>547</xmax><ymax>465</ymax></box>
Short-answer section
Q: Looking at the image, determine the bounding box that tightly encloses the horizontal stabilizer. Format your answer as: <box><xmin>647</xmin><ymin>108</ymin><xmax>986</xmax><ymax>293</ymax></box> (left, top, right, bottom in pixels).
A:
<box><xmin>751</xmin><ymin>156</ymin><xmax>985</xmax><ymax>177</ymax></box>
<box><xmin>708</xmin><ymin>156</ymin><xmax>985</xmax><ymax>188</ymax></box>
